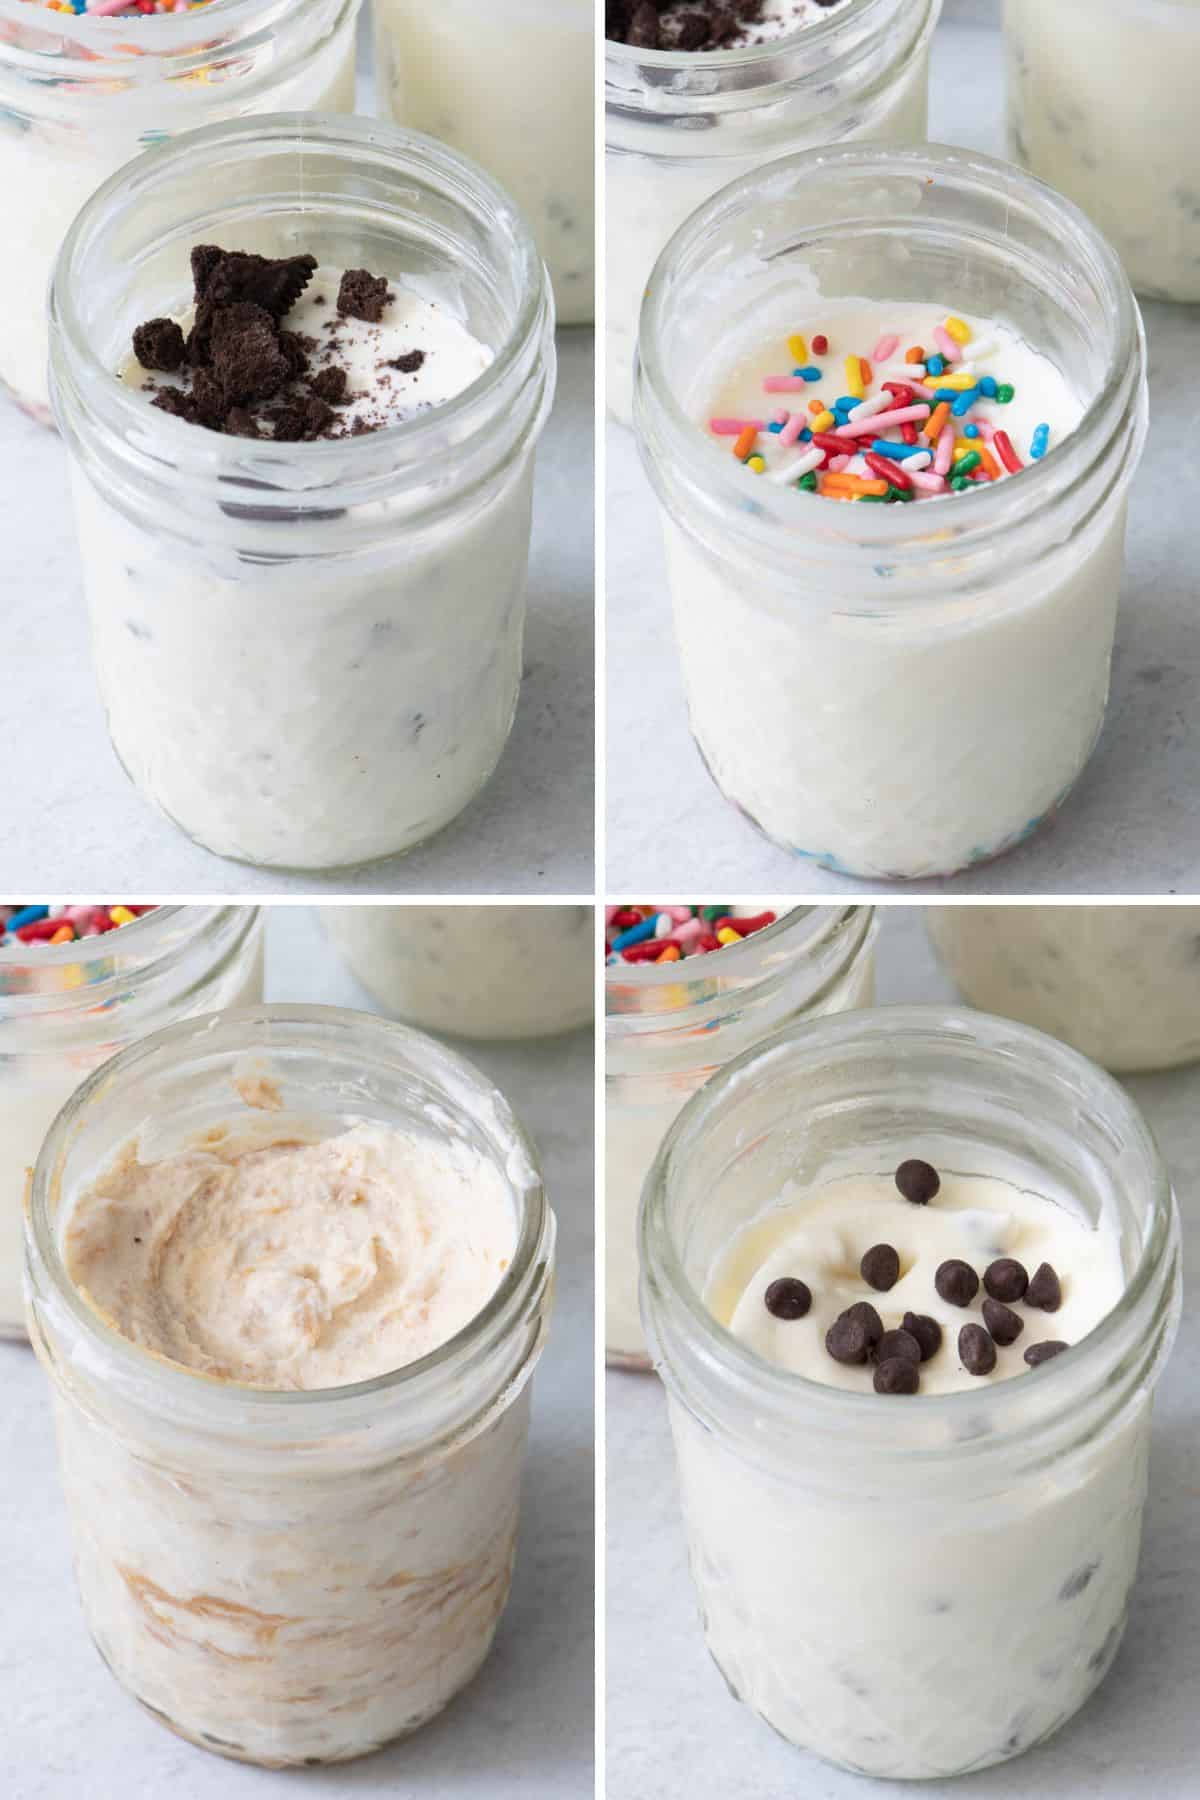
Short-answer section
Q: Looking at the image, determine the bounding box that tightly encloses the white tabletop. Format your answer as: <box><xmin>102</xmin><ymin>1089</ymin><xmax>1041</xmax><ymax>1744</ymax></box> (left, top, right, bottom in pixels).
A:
<box><xmin>0</xmin><ymin>15</ymin><xmax>595</xmax><ymax>897</ymax></box>
<box><xmin>0</xmin><ymin>905</ymin><xmax>595</xmax><ymax>1800</ymax></box>
<box><xmin>606</xmin><ymin>902</ymin><xmax>1200</xmax><ymax>1798</ymax></box>
<box><xmin>605</xmin><ymin>3</ymin><xmax>1200</xmax><ymax>896</ymax></box>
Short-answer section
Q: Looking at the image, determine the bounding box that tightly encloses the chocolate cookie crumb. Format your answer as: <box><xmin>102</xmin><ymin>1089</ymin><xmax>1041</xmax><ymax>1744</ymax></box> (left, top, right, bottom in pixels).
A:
<box><xmin>338</xmin><ymin>268</ymin><xmax>391</xmax><ymax>323</ymax></box>
<box><xmin>192</xmin><ymin>246</ymin><xmax>317</xmax><ymax>319</ymax></box>
<box><xmin>310</xmin><ymin>365</ymin><xmax>349</xmax><ymax>404</ymax></box>
<box><xmin>133</xmin><ymin>318</ymin><xmax>186</xmax><ymax>373</ymax></box>
<box><xmin>387</xmin><ymin>350</ymin><xmax>427</xmax><ymax>374</ymax></box>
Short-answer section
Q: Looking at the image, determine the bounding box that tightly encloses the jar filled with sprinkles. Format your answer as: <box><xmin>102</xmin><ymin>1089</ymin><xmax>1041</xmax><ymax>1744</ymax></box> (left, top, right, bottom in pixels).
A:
<box><xmin>605</xmin><ymin>903</ymin><xmax>877</xmax><ymax>1368</ymax></box>
<box><xmin>0</xmin><ymin>903</ymin><xmax>263</xmax><ymax>1339</ymax></box>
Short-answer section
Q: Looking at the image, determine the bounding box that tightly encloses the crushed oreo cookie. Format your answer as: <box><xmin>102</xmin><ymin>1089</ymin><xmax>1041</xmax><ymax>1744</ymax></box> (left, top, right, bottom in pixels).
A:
<box><xmin>387</xmin><ymin>349</ymin><xmax>427</xmax><ymax>374</ymax></box>
<box><xmin>607</xmin><ymin>0</ymin><xmax>841</xmax><ymax>51</ymax></box>
<box><xmin>130</xmin><ymin>246</ymin><xmax>385</xmax><ymax>441</ymax></box>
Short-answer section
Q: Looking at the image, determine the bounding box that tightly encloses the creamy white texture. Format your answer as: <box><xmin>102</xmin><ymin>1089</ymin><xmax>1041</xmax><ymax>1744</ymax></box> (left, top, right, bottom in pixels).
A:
<box><xmin>0</xmin><ymin>20</ymin><xmax>355</xmax><ymax>423</ymax></box>
<box><xmin>72</xmin><ymin>262</ymin><xmax>536</xmax><ymax>872</ymax></box>
<box><xmin>64</xmin><ymin>1122</ymin><xmax>516</xmax><ymax>1388</ymax></box>
<box><xmin>929</xmin><ymin>905</ymin><xmax>1200</xmax><ymax>1074</ymax></box>
<box><xmin>665</xmin><ymin>1163</ymin><xmax>1143</xmax><ymax>1776</ymax></box>
<box><xmin>123</xmin><ymin>274</ymin><xmax>493</xmax><ymax>434</ymax></box>
<box><xmin>606</xmin><ymin>19</ymin><xmax>931</xmax><ymax>423</ymax></box>
<box><xmin>664</xmin><ymin>299</ymin><xmax>1119</xmax><ymax>880</ymax></box>
<box><xmin>322</xmin><ymin>905</ymin><xmax>593</xmax><ymax>1041</ymax></box>
<box><xmin>711</xmin><ymin>1171</ymin><xmax>1123</xmax><ymax>1392</ymax></box>
<box><xmin>375</xmin><ymin>0</ymin><xmax>594</xmax><ymax>325</ymax></box>
<box><xmin>1007</xmin><ymin>0</ymin><xmax>1200</xmax><ymax>303</ymax></box>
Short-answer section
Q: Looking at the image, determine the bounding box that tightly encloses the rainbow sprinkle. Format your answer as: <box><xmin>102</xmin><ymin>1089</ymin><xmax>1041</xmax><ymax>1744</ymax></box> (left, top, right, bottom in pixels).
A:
<box><xmin>605</xmin><ymin>905</ymin><xmax>778</xmax><ymax>966</ymax></box>
<box><xmin>21</xmin><ymin>2</ymin><xmax>215</xmax><ymax>15</ymax></box>
<box><xmin>711</xmin><ymin>314</ymin><xmax>1054</xmax><ymax>504</ymax></box>
<box><xmin>0</xmin><ymin>904</ymin><xmax>156</xmax><ymax>947</ymax></box>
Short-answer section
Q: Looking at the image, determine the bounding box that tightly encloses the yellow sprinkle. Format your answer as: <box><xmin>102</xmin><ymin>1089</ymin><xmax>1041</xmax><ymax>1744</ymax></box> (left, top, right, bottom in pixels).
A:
<box><xmin>844</xmin><ymin>355</ymin><xmax>864</xmax><ymax>400</ymax></box>
<box><xmin>811</xmin><ymin>410</ymin><xmax>836</xmax><ymax>433</ymax></box>
<box><xmin>936</xmin><ymin>371</ymin><xmax>978</xmax><ymax>391</ymax></box>
<box><xmin>110</xmin><ymin>906</ymin><xmax>136</xmax><ymax>925</ymax></box>
<box><xmin>944</xmin><ymin>315</ymin><xmax>972</xmax><ymax>346</ymax></box>
<box><xmin>716</xmin><ymin>927</ymin><xmax>742</xmax><ymax>946</ymax></box>
<box><xmin>787</xmin><ymin>334</ymin><xmax>808</xmax><ymax>365</ymax></box>
<box><xmin>954</xmin><ymin>437</ymin><xmax>976</xmax><ymax>458</ymax></box>
<box><xmin>746</xmin><ymin>454</ymin><xmax>766</xmax><ymax>474</ymax></box>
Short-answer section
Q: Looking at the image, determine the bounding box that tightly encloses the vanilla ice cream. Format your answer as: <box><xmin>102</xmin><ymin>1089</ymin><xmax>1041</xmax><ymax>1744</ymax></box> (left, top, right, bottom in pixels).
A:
<box><xmin>374</xmin><ymin>0</ymin><xmax>594</xmax><ymax>324</ymax></box>
<box><xmin>1007</xmin><ymin>0</ymin><xmax>1200</xmax><ymax>303</ymax></box>
<box><xmin>929</xmin><ymin>905</ymin><xmax>1200</xmax><ymax>1073</ymax></box>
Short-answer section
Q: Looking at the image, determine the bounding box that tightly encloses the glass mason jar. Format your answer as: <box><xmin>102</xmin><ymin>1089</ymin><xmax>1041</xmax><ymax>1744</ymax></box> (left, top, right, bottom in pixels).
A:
<box><xmin>0</xmin><ymin>904</ymin><xmax>262</xmax><ymax>1342</ymax></box>
<box><xmin>636</xmin><ymin>144</ymin><xmax>1148</xmax><ymax>882</ymax></box>
<box><xmin>605</xmin><ymin>0</ymin><xmax>942</xmax><ymax>424</ymax></box>
<box><xmin>49</xmin><ymin>113</ymin><xmax>556</xmax><ymax>874</ymax></box>
<box><xmin>374</xmin><ymin>0</ymin><xmax>594</xmax><ymax>325</ymax></box>
<box><xmin>606</xmin><ymin>904</ymin><xmax>876</xmax><ymax>1368</ymax></box>
<box><xmin>25</xmin><ymin>1004</ymin><xmax>555</xmax><ymax>1769</ymax></box>
<box><xmin>1006</xmin><ymin>0</ymin><xmax>1200</xmax><ymax>304</ymax></box>
<box><xmin>641</xmin><ymin>1005</ymin><xmax>1180</xmax><ymax>1780</ymax></box>
<box><xmin>321</xmin><ymin>904</ymin><xmax>594</xmax><ymax>1040</ymax></box>
<box><xmin>0</xmin><ymin>0</ymin><xmax>358</xmax><ymax>425</ymax></box>
<box><xmin>929</xmin><ymin>904</ymin><xmax>1200</xmax><ymax>1074</ymax></box>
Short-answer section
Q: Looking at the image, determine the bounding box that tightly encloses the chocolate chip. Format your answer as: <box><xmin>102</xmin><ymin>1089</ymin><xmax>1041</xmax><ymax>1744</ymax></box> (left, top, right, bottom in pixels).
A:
<box><xmin>825</xmin><ymin>1301</ymin><xmax>882</xmax><ymax>1366</ymax></box>
<box><xmin>959</xmin><ymin>1323</ymin><xmax>997</xmax><ymax>1377</ymax></box>
<box><xmin>895</xmin><ymin>1159</ymin><xmax>940</xmax><ymax>1205</ymax></box>
<box><xmin>1026</xmin><ymin>1262</ymin><xmax>1063</xmax><ymax>1312</ymax></box>
<box><xmin>901</xmin><ymin>1311</ymin><xmax>943</xmax><ymax>1362</ymax></box>
<box><xmin>337</xmin><ymin>267</ymin><xmax>391</xmax><ymax>323</ymax></box>
<box><xmin>132</xmin><ymin>317</ymin><xmax>186</xmax><ymax>372</ymax></box>
<box><xmin>874</xmin><ymin>1357</ymin><xmax>919</xmax><ymax>1395</ymax></box>
<box><xmin>982</xmin><ymin>1298</ymin><xmax>1024</xmax><ymax>1346</ymax></box>
<box><xmin>1024</xmin><ymin>1340</ymin><xmax>1069</xmax><ymax>1366</ymax></box>
<box><xmin>859</xmin><ymin>1243</ymin><xmax>900</xmax><ymax>1292</ymax></box>
<box><xmin>763</xmin><ymin>1277</ymin><xmax>811</xmax><ymax>1320</ymax></box>
<box><xmin>876</xmin><ymin>1327</ymin><xmax>921</xmax><ymax>1366</ymax></box>
<box><xmin>387</xmin><ymin>349</ymin><xmax>426</xmax><ymax>374</ymax></box>
<box><xmin>934</xmin><ymin>1259</ymin><xmax>979</xmax><ymax>1308</ymax></box>
<box><xmin>309</xmin><ymin>364</ymin><xmax>349</xmax><ymax>404</ymax></box>
<box><xmin>983</xmin><ymin>1257</ymin><xmax>1028</xmax><ymax>1303</ymax></box>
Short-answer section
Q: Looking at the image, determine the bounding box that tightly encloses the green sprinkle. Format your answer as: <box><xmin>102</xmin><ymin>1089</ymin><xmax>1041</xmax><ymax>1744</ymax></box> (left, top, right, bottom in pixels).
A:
<box><xmin>953</xmin><ymin>450</ymin><xmax>981</xmax><ymax>477</ymax></box>
<box><xmin>996</xmin><ymin>383</ymin><xmax>1015</xmax><ymax>404</ymax></box>
<box><xmin>886</xmin><ymin>485</ymin><xmax>914</xmax><ymax>503</ymax></box>
<box><xmin>858</xmin><ymin>494</ymin><xmax>888</xmax><ymax>503</ymax></box>
<box><xmin>950</xmin><ymin>475</ymin><xmax>972</xmax><ymax>491</ymax></box>
<box><xmin>701</xmin><ymin>906</ymin><xmax>729</xmax><ymax>922</ymax></box>
<box><xmin>796</xmin><ymin>472</ymin><xmax>818</xmax><ymax>492</ymax></box>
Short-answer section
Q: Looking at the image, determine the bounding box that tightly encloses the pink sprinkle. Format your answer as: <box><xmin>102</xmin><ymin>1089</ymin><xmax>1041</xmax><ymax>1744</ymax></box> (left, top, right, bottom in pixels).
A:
<box><xmin>763</xmin><ymin>376</ymin><xmax>811</xmax><ymax>392</ymax></box>
<box><xmin>772</xmin><ymin>409</ymin><xmax>789</xmax><ymax>426</ymax></box>
<box><xmin>873</xmin><ymin>334</ymin><xmax>899</xmax><ymax>364</ymax></box>
<box><xmin>666</xmin><ymin>906</ymin><xmax>693</xmax><ymax>922</ymax></box>
<box><xmin>710</xmin><ymin>417</ymin><xmax>766</xmax><ymax>435</ymax></box>
<box><xmin>836</xmin><ymin>404</ymin><xmax>931</xmax><ymax>439</ymax></box>
<box><xmin>828</xmin><ymin>454</ymin><xmax>852</xmax><ymax>473</ymax></box>
<box><xmin>675</xmin><ymin>918</ymin><xmax>703</xmax><ymax>947</ymax></box>
<box><xmin>976</xmin><ymin>420</ymin><xmax>996</xmax><ymax>442</ymax></box>
<box><xmin>908</xmin><ymin>469</ymin><xmax>948</xmax><ymax>495</ymax></box>
<box><xmin>780</xmin><ymin>412</ymin><xmax>807</xmax><ymax>448</ymax></box>
<box><xmin>934</xmin><ymin>423</ymin><xmax>955</xmax><ymax>476</ymax></box>
<box><xmin>605</xmin><ymin>906</ymin><xmax>620</xmax><ymax>924</ymax></box>
<box><xmin>933</xmin><ymin>325</ymin><xmax>961</xmax><ymax>364</ymax></box>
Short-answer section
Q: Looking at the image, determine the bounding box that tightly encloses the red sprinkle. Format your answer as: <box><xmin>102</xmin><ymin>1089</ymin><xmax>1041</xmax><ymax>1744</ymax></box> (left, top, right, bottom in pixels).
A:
<box><xmin>715</xmin><ymin>911</ymin><xmax>778</xmax><ymax>936</ymax></box>
<box><xmin>993</xmin><ymin>429</ymin><xmax>1023</xmax><ymax>474</ymax></box>
<box><xmin>899</xmin><ymin>423</ymin><xmax>918</xmax><ymax>445</ymax></box>
<box><xmin>698</xmin><ymin>933</ymin><xmax>720</xmax><ymax>953</ymax></box>
<box><xmin>882</xmin><ymin>382</ymin><xmax>917</xmax><ymax>405</ymax></box>
<box><xmin>811</xmin><ymin>334</ymin><xmax>828</xmax><ymax>356</ymax></box>
<box><xmin>863</xmin><ymin>452</ymin><xmax>912</xmax><ymax>492</ymax></box>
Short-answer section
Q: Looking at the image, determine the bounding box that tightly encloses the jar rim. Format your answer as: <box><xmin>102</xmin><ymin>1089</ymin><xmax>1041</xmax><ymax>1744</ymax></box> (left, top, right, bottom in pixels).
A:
<box><xmin>27</xmin><ymin>1003</ymin><xmax>551</xmax><ymax>1420</ymax></box>
<box><xmin>0</xmin><ymin>0</ymin><xmax>343</xmax><ymax>65</ymax></box>
<box><xmin>49</xmin><ymin>112</ymin><xmax>553</xmax><ymax>506</ymax></box>
<box><xmin>642</xmin><ymin>1004</ymin><xmax>1177</xmax><ymax>1452</ymax></box>
<box><xmin>635</xmin><ymin>141</ymin><xmax>1146</xmax><ymax>587</ymax></box>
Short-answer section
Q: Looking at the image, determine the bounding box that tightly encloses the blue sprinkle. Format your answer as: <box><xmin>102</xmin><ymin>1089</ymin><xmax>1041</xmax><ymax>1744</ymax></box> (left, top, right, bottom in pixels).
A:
<box><xmin>768</xmin><ymin>421</ymin><xmax>784</xmax><ymax>433</ymax></box>
<box><xmin>951</xmin><ymin>388</ymin><xmax>981</xmax><ymax>417</ymax></box>
<box><xmin>834</xmin><ymin>396</ymin><xmax>860</xmax><ymax>413</ymax></box>
<box><xmin>1030</xmin><ymin>423</ymin><xmax>1051</xmax><ymax>460</ymax></box>
<box><xmin>963</xmin><ymin>423</ymin><xmax>979</xmax><ymax>439</ymax></box>
<box><xmin>799</xmin><ymin>427</ymin><xmax>812</xmax><ymax>442</ymax></box>
<box><xmin>978</xmin><ymin>375</ymin><xmax>998</xmax><ymax>398</ymax></box>
<box><xmin>933</xmin><ymin>387</ymin><xmax>962</xmax><ymax>404</ymax></box>
<box><xmin>927</xmin><ymin>354</ymin><xmax>946</xmax><ymax>377</ymax></box>
<box><xmin>610</xmin><ymin>915</ymin><xmax>661</xmax><ymax>952</ymax></box>
<box><xmin>794</xmin><ymin>366</ymin><xmax>823</xmax><ymax>382</ymax></box>
<box><xmin>5</xmin><ymin>906</ymin><xmax>49</xmax><ymax>932</ymax></box>
<box><xmin>869</xmin><ymin>439</ymin><xmax>926</xmax><ymax>460</ymax></box>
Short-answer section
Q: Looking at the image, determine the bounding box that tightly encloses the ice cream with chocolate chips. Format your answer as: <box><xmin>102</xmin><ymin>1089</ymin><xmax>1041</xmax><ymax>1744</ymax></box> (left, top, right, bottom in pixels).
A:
<box><xmin>606</xmin><ymin>0</ymin><xmax>849</xmax><ymax>51</ymax></box>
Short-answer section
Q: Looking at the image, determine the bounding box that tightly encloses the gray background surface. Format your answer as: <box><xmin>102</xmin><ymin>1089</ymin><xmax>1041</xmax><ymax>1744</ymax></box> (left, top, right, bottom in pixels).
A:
<box><xmin>605</xmin><ymin>3</ymin><xmax>1200</xmax><ymax>895</ymax></box>
<box><xmin>0</xmin><ymin>906</ymin><xmax>595</xmax><ymax>1800</ymax></box>
<box><xmin>0</xmin><ymin>18</ymin><xmax>595</xmax><ymax>897</ymax></box>
<box><xmin>606</xmin><ymin>903</ymin><xmax>1199</xmax><ymax>1797</ymax></box>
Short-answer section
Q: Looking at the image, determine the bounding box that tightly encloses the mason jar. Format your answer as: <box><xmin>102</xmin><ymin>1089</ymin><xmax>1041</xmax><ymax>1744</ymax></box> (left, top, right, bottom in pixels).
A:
<box><xmin>0</xmin><ymin>904</ymin><xmax>262</xmax><ymax>1342</ymax></box>
<box><xmin>1006</xmin><ymin>0</ymin><xmax>1200</xmax><ymax>304</ymax></box>
<box><xmin>606</xmin><ymin>904</ymin><xmax>876</xmax><ymax>1368</ymax></box>
<box><xmin>374</xmin><ymin>0</ymin><xmax>593</xmax><ymax>325</ymax></box>
<box><xmin>636</xmin><ymin>144</ymin><xmax>1148</xmax><ymax>881</ymax></box>
<box><xmin>0</xmin><ymin>0</ymin><xmax>358</xmax><ymax>425</ymax></box>
<box><xmin>606</xmin><ymin>0</ymin><xmax>941</xmax><ymax>423</ymax></box>
<box><xmin>641</xmin><ymin>1006</ymin><xmax>1180</xmax><ymax>1779</ymax></box>
<box><xmin>25</xmin><ymin>1004</ymin><xmax>555</xmax><ymax>1768</ymax></box>
<box><xmin>321</xmin><ymin>904</ymin><xmax>594</xmax><ymax>1040</ymax></box>
<box><xmin>929</xmin><ymin>904</ymin><xmax>1200</xmax><ymax>1074</ymax></box>
<box><xmin>49</xmin><ymin>113</ymin><xmax>556</xmax><ymax>873</ymax></box>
